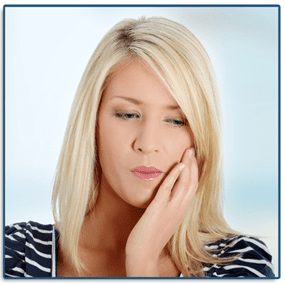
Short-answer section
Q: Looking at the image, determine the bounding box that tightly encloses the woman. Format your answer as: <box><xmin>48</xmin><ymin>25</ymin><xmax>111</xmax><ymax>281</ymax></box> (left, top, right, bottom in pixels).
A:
<box><xmin>5</xmin><ymin>16</ymin><xmax>274</xmax><ymax>278</ymax></box>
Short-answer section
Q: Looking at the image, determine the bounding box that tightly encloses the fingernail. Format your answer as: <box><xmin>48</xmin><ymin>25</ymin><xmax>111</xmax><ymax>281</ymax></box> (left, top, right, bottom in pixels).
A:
<box><xmin>180</xmin><ymin>163</ymin><xmax>185</xmax><ymax>171</ymax></box>
<box><xmin>189</xmin><ymin>148</ymin><xmax>194</xmax><ymax>159</ymax></box>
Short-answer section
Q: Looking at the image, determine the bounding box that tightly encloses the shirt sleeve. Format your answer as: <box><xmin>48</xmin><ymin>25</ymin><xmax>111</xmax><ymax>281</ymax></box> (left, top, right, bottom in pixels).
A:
<box><xmin>206</xmin><ymin>235</ymin><xmax>275</xmax><ymax>278</ymax></box>
<box><xmin>5</xmin><ymin>221</ymin><xmax>54</xmax><ymax>278</ymax></box>
<box><xmin>5</xmin><ymin>222</ymin><xmax>28</xmax><ymax>277</ymax></box>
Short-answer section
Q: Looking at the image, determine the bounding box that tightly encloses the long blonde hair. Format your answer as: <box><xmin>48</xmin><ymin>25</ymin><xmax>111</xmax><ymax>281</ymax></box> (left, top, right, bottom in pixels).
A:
<box><xmin>52</xmin><ymin>16</ymin><xmax>240</xmax><ymax>277</ymax></box>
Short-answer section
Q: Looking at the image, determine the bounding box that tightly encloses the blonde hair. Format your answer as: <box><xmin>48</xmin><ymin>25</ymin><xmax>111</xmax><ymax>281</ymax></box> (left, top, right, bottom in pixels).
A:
<box><xmin>52</xmin><ymin>16</ymin><xmax>240</xmax><ymax>277</ymax></box>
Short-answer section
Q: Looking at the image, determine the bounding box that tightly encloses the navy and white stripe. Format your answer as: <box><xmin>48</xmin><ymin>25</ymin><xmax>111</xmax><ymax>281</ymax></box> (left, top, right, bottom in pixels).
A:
<box><xmin>5</xmin><ymin>221</ymin><xmax>57</xmax><ymax>277</ymax></box>
<box><xmin>4</xmin><ymin>221</ymin><xmax>275</xmax><ymax>278</ymax></box>
<box><xmin>202</xmin><ymin>235</ymin><xmax>275</xmax><ymax>277</ymax></box>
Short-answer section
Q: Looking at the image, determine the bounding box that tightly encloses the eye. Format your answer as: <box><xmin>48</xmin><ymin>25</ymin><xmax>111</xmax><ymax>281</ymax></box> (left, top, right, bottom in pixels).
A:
<box><xmin>115</xmin><ymin>112</ymin><xmax>140</xmax><ymax>120</ymax></box>
<box><xmin>165</xmin><ymin>118</ymin><xmax>188</xmax><ymax>127</ymax></box>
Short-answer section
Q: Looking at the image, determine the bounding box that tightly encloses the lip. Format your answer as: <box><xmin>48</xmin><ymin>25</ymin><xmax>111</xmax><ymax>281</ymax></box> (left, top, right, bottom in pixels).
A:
<box><xmin>131</xmin><ymin>166</ymin><xmax>162</xmax><ymax>181</ymax></box>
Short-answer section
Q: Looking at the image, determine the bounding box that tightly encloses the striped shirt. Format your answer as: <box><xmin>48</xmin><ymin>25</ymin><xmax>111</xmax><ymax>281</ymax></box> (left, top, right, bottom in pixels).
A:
<box><xmin>4</xmin><ymin>221</ymin><xmax>275</xmax><ymax>278</ymax></box>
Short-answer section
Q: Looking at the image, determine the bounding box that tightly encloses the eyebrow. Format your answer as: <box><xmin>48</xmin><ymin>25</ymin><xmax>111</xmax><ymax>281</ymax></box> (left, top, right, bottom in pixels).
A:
<box><xmin>111</xmin><ymin>96</ymin><xmax>181</xmax><ymax>110</ymax></box>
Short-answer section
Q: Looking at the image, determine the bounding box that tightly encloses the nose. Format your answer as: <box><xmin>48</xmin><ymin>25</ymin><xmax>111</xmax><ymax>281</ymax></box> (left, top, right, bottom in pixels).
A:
<box><xmin>133</xmin><ymin>119</ymin><xmax>162</xmax><ymax>155</ymax></box>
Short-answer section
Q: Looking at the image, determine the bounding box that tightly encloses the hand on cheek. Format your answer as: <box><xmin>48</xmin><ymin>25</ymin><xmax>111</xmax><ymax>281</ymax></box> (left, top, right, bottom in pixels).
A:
<box><xmin>125</xmin><ymin>148</ymin><xmax>198</xmax><ymax>276</ymax></box>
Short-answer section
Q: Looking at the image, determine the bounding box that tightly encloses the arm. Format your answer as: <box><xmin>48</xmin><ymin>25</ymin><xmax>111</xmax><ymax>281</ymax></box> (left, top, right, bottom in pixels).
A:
<box><xmin>5</xmin><ymin>223</ymin><xmax>27</xmax><ymax>277</ymax></box>
<box><xmin>125</xmin><ymin>148</ymin><xmax>198</xmax><ymax>277</ymax></box>
<box><xmin>206</xmin><ymin>236</ymin><xmax>275</xmax><ymax>278</ymax></box>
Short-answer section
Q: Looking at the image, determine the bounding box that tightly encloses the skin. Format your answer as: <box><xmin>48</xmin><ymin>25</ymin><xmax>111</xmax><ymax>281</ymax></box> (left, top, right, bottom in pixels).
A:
<box><xmin>57</xmin><ymin>59</ymin><xmax>199</xmax><ymax>277</ymax></box>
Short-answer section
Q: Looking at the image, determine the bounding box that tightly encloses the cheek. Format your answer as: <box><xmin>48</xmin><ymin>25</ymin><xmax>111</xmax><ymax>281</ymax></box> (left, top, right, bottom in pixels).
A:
<box><xmin>170</xmin><ymin>130</ymin><xmax>192</xmax><ymax>146</ymax></box>
<box><xmin>97</xmin><ymin>119</ymin><xmax>129</xmax><ymax>173</ymax></box>
<box><xmin>183</xmin><ymin>127</ymin><xmax>194</xmax><ymax>150</ymax></box>
<box><xmin>168</xmin><ymin>128</ymin><xmax>193</xmax><ymax>155</ymax></box>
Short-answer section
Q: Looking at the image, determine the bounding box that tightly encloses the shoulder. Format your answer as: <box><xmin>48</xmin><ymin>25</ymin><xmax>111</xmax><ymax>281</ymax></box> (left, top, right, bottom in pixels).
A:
<box><xmin>5</xmin><ymin>221</ymin><xmax>55</xmax><ymax>278</ymax></box>
<box><xmin>204</xmin><ymin>235</ymin><xmax>275</xmax><ymax>278</ymax></box>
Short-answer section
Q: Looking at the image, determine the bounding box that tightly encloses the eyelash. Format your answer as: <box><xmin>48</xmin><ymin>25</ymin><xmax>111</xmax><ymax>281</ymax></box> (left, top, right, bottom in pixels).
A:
<box><xmin>115</xmin><ymin>112</ymin><xmax>188</xmax><ymax>127</ymax></box>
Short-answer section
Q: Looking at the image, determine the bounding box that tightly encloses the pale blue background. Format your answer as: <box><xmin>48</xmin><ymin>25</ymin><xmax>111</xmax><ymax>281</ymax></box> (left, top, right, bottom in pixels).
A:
<box><xmin>4</xmin><ymin>6</ymin><xmax>279</xmax><ymax>276</ymax></box>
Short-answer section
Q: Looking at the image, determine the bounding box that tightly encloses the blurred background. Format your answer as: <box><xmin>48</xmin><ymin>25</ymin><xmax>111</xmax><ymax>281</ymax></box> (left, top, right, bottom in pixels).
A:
<box><xmin>4</xmin><ymin>6</ymin><xmax>279</xmax><ymax>277</ymax></box>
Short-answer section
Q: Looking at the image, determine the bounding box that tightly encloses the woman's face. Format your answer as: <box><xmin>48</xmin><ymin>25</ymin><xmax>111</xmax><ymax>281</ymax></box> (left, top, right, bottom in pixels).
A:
<box><xmin>97</xmin><ymin>59</ymin><xmax>194</xmax><ymax>208</ymax></box>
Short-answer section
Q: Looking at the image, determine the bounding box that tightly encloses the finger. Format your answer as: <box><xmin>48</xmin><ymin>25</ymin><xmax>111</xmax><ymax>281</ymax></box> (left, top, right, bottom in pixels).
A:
<box><xmin>153</xmin><ymin>162</ymin><xmax>185</xmax><ymax>204</ymax></box>
<box><xmin>184</xmin><ymin>155</ymin><xmax>198</xmax><ymax>201</ymax></box>
<box><xmin>169</xmin><ymin>148</ymin><xmax>193</xmax><ymax>198</ymax></box>
<box><xmin>170</xmin><ymin>148</ymin><xmax>197</xmax><ymax>202</ymax></box>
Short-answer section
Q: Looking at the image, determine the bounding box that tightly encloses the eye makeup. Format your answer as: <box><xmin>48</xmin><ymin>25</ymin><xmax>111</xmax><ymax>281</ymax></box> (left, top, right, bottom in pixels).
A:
<box><xmin>114</xmin><ymin>109</ymin><xmax>188</xmax><ymax>128</ymax></box>
<box><xmin>115</xmin><ymin>112</ymin><xmax>140</xmax><ymax>120</ymax></box>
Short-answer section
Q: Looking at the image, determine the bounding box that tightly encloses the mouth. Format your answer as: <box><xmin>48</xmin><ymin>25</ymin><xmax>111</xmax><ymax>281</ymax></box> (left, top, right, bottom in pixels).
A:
<box><xmin>131</xmin><ymin>166</ymin><xmax>162</xmax><ymax>181</ymax></box>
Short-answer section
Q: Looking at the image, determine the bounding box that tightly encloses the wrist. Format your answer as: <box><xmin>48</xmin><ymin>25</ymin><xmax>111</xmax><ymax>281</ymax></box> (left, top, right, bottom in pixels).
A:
<box><xmin>126</xmin><ymin>255</ymin><xmax>159</xmax><ymax>277</ymax></box>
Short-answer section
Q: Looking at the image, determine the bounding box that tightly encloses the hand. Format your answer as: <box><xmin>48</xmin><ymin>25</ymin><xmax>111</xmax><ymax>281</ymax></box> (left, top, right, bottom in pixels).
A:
<box><xmin>125</xmin><ymin>147</ymin><xmax>198</xmax><ymax>276</ymax></box>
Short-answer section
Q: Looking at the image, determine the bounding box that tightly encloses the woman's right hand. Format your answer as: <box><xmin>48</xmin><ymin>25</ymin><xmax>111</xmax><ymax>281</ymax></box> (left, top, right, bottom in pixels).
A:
<box><xmin>125</xmin><ymin>147</ymin><xmax>198</xmax><ymax>276</ymax></box>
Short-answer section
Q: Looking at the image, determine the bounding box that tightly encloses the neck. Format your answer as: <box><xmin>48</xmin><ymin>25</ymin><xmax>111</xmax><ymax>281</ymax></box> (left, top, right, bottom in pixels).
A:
<box><xmin>79</xmin><ymin>174</ymin><xmax>145</xmax><ymax>253</ymax></box>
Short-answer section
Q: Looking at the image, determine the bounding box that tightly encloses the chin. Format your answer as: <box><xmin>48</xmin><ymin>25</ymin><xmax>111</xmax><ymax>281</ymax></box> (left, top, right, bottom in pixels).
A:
<box><xmin>130</xmin><ymin>198</ymin><xmax>153</xmax><ymax>209</ymax></box>
<box><xmin>122</xmin><ymin>183</ymin><xmax>159</xmax><ymax>209</ymax></box>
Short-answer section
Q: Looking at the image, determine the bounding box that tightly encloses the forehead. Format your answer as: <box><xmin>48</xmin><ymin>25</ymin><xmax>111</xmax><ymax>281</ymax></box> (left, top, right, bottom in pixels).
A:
<box><xmin>102</xmin><ymin>59</ymin><xmax>179</xmax><ymax>108</ymax></box>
